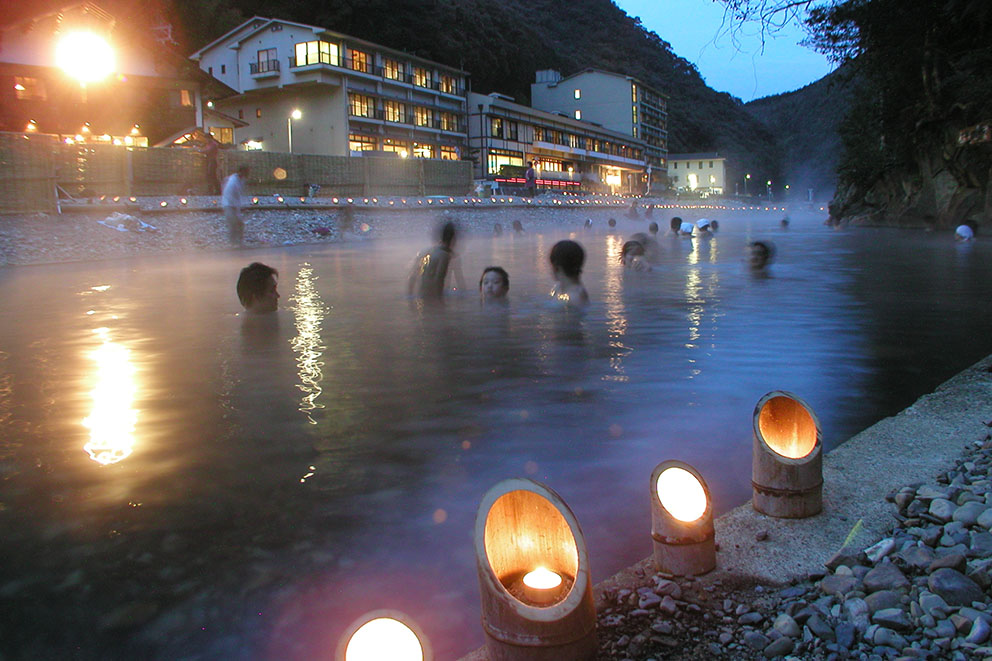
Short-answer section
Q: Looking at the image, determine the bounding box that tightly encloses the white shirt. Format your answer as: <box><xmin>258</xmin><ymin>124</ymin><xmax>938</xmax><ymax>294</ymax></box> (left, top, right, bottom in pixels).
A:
<box><xmin>221</xmin><ymin>173</ymin><xmax>245</xmax><ymax>208</ymax></box>
<box><xmin>955</xmin><ymin>224</ymin><xmax>974</xmax><ymax>240</ymax></box>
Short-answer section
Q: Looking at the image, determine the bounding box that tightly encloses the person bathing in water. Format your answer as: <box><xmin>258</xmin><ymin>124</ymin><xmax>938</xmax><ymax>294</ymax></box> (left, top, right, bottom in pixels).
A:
<box><xmin>408</xmin><ymin>221</ymin><xmax>466</xmax><ymax>299</ymax></box>
<box><xmin>237</xmin><ymin>262</ymin><xmax>280</xmax><ymax>314</ymax></box>
<box><xmin>549</xmin><ymin>239</ymin><xmax>589</xmax><ymax>307</ymax></box>
<box><xmin>479</xmin><ymin>266</ymin><xmax>509</xmax><ymax>303</ymax></box>
<box><xmin>620</xmin><ymin>240</ymin><xmax>651</xmax><ymax>271</ymax></box>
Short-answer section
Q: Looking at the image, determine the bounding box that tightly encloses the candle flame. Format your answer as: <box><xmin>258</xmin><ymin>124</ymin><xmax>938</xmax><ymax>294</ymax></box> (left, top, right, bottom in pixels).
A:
<box><xmin>523</xmin><ymin>567</ymin><xmax>562</xmax><ymax>590</ymax></box>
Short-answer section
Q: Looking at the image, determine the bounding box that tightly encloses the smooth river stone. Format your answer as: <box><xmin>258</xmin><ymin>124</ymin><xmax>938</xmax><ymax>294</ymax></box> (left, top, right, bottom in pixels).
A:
<box><xmin>954</xmin><ymin>501</ymin><xmax>990</xmax><ymax>526</ymax></box>
<box><xmin>977</xmin><ymin>507</ymin><xmax>992</xmax><ymax>530</ymax></box>
<box><xmin>863</xmin><ymin>564</ymin><xmax>909</xmax><ymax>593</ymax></box>
<box><xmin>899</xmin><ymin>545</ymin><xmax>936</xmax><ymax>570</ymax></box>
<box><xmin>865</xmin><ymin>590</ymin><xmax>902</xmax><ymax>613</ymax></box>
<box><xmin>820</xmin><ymin>574</ymin><xmax>858</xmax><ymax>596</ymax></box>
<box><xmin>872</xmin><ymin>607</ymin><xmax>913</xmax><ymax>632</ymax></box>
<box><xmin>930</xmin><ymin>498</ymin><xmax>957</xmax><ymax>522</ymax></box>
<box><xmin>928</xmin><ymin>568</ymin><xmax>984</xmax><ymax>606</ymax></box>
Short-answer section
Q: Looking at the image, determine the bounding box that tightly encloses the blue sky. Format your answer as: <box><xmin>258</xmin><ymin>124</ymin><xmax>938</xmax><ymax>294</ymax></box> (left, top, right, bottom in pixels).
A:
<box><xmin>616</xmin><ymin>0</ymin><xmax>835</xmax><ymax>101</ymax></box>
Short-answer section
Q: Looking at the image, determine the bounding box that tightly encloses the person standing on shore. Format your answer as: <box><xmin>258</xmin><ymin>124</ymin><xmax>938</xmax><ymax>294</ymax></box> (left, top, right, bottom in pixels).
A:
<box><xmin>202</xmin><ymin>136</ymin><xmax>221</xmax><ymax>195</ymax></box>
<box><xmin>524</xmin><ymin>161</ymin><xmax>537</xmax><ymax>198</ymax></box>
<box><xmin>222</xmin><ymin>165</ymin><xmax>249</xmax><ymax>246</ymax></box>
<box><xmin>408</xmin><ymin>221</ymin><xmax>466</xmax><ymax>300</ymax></box>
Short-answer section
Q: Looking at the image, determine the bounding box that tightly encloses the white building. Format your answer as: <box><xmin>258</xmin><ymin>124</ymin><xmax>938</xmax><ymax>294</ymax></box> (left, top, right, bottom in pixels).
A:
<box><xmin>189</xmin><ymin>16</ymin><xmax>468</xmax><ymax>159</ymax></box>
<box><xmin>668</xmin><ymin>153</ymin><xmax>727</xmax><ymax>195</ymax></box>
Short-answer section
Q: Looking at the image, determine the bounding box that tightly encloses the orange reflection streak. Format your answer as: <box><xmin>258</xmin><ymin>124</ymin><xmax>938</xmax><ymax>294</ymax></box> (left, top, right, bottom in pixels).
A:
<box><xmin>290</xmin><ymin>264</ymin><xmax>327</xmax><ymax>424</ymax></box>
<box><xmin>82</xmin><ymin>328</ymin><xmax>137</xmax><ymax>465</ymax></box>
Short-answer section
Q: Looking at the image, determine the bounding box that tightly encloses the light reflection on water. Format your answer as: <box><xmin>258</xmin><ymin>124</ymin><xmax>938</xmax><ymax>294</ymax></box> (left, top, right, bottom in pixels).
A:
<box><xmin>0</xmin><ymin>212</ymin><xmax>991</xmax><ymax>660</ymax></box>
<box><xmin>81</xmin><ymin>327</ymin><xmax>137</xmax><ymax>465</ymax></box>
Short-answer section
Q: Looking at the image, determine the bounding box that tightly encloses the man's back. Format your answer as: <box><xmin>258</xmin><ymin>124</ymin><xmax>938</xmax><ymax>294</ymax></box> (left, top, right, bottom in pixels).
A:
<box><xmin>222</xmin><ymin>174</ymin><xmax>243</xmax><ymax>208</ymax></box>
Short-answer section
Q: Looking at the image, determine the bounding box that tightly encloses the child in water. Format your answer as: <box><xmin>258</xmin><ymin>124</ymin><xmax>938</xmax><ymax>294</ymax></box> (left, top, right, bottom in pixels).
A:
<box><xmin>549</xmin><ymin>240</ymin><xmax>589</xmax><ymax>307</ymax></box>
<box><xmin>479</xmin><ymin>266</ymin><xmax>509</xmax><ymax>303</ymax></box>
<box><xmin>620</xmin><ymin>240</ymin><xmax>651</xmax><ymax>271</ymax></box>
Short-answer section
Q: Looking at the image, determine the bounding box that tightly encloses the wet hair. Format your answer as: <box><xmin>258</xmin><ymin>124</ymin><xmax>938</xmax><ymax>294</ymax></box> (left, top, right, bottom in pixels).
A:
<box><xmin>479</xmin><ymin>266</ymin><xmax>509</xmax><ymax>290</ymax></box>
<box><xmin>512</xmin><ymin>220</ymin><xmax>524</xmax><ymax>232</ymax></box>
<box><xmin>550</xmin><ymin>240</ymin><xmax>585</xmax><ymax>279</ymax></box>
<box><xmin>670</xmin><ymin>217</ymin><xmax>682</xmax><ymax>232</ymax></box>
<box><xmin>493</xmin><ymin>223</ymin><xmax>503</xmax><ymax>236</ymax></box>
<box><xmin>237</xmin><ymin>262</ymin><xmax>277</xmax><ymax>308</ymax></box>
<box><xmin>710</xmin><ymin>220</ymin><xmax>719</xmax><ymax>231</ymax></box>
<box><xmin>648</xmin><ymin>222</ymin><xmax>659</xmax><ymax>234</ymax></box>
<box><xmin>439</xmin><ymin>221</ymin><xmax>456</xmax><ymax>246</ymax></box>
<box><xmin>620</xmin><ymin>240</ymin><xmax>645</xmax><ymax>263</ymax></box>
<box><xmin>608</xmin><ymin>218</ymin><xmax>617</xmax><ymax>227</ymax></box>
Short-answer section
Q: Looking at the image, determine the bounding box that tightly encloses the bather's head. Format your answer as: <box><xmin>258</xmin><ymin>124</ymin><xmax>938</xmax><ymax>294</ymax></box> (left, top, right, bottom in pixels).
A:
<box><xmin>237</xmin><ymin>262</ymin><xmax>279</xmax><ymax>313</ymax></box>
<box><xmin>550</xmin><ymin>240</ymin><xmax>585</xmax><ymax>281</ymax></box>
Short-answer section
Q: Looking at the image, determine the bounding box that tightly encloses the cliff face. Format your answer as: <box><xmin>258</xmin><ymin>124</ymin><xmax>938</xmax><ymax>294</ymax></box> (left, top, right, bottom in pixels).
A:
<box><xmin>831</xmin><ymin>122</ymin><xmax>992</xmax><ymax>228</ymax></box>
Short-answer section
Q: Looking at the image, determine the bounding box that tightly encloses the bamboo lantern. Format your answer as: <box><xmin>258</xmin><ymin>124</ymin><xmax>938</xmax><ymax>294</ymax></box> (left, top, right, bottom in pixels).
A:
<box><xmin>650</xmin><ymin>461</ymin><xmax>715</xmax><ymax>576</ymax></box>
<box><xmin>752</xmin><ymin>391</ymin><xmax>823</xmax><ymax>518</ymax></box>
<box><xmin>336</xmin><ymin>609</ymin><xmax>431</xmax><ymax>661</ymax></box>
<box><xmin>474</xmin><ymin>478</ymin><xmax>597</xmax><ymax>661</ymax></box>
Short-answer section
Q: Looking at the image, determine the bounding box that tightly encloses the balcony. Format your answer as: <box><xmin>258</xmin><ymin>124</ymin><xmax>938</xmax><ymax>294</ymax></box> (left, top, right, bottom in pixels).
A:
<box><xmin>250</xmin><ymin>59</ymin><xmax>280</xmax><ymax>77</ymax></box>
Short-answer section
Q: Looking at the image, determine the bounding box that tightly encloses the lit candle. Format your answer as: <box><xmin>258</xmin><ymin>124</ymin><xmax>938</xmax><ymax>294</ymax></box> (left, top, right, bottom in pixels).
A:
<box><xmin>521</xmin><ymin>567</ymin><xmax>563</xmax><ymax>605</ymax></box>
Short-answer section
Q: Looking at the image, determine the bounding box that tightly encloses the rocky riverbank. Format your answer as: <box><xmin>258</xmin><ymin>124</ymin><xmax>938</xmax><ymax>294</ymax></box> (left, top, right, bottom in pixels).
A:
<box><xmin>594</xmin><ymin>419</ymin><xmax>992</xmax><ymax>660</ymax></box>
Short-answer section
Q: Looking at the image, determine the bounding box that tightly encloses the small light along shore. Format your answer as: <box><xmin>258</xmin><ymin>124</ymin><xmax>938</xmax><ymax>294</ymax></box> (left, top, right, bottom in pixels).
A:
<box><xmin>0</xmin><ymin>193</ymin><xmax>806</xmax><ymax>267</ymax></box>
<box><xmin>462</xmin><ymin>355</ymin><xmax>992</xmax><ymax>660</ymax></box>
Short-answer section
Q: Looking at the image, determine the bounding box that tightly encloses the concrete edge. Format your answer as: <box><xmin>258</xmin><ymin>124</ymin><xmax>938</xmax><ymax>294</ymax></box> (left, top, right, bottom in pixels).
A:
<box><xmin>458</xmin><ymin>354</ymin><xmax>992</xmax><ymax>660</ymax></box>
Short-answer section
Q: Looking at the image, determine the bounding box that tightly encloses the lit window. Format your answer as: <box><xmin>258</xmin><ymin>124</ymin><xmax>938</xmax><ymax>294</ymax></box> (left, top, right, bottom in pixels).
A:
<box><xmin>256</xmin><ymin>108</ymin><xmax>262</xmax><ymax>118</ymax></box>
<box><xmin>180</xmin><ymin>90</ymin><xmax>193</xmax><ymax>107</ymax></box>
<box><xmin>383</xmin><ymin>58</ymin><xmax>403</xmax><ymax>81</ymax></box>
<box><xmin>440</xmin><ymin>112</ymin><xmax>457</xmax><ymax>132</ymax></box>
<box><xmin>294</xmin><ymin>41</ymin><xmax>339</xmax><ymax>67</ymax></box>
<box><xmin>574</xmin><ymin>110</ymin><xmax>581</xmax><ymax>120</ymax></box>
<box><xmin>414</xmin><ymin>106</ymin><xmax>432</xmax><ymax>127</ymax></box>
<box><xmin>349</xmin><ymin>49</ymin><xmax>370</xmax><ymax>73</ymax></box>
<box><xmin>439</xmin><ymin>75</ymin><xmax>456</xmax><ymax>94</ymax></box>
<box><xmin>208</xmin><ymin>127</ymin><xmax>233</xmax><ymax>144</ymax></box>
<box><xmin>631</xmin><ymin>83</ymin><xmax>637</xmax><ymax>102</ymax></box>
<box><xmin>349</xmin><ymin>133</ymin><xmax>376</xmax><ymax>151</ymax></box>
<box><xmin>486</xmin><ymin>148</ymin><xmax>523</xmax><ymax>175</ymax></box>
<box><xmin>490</xmin><ymin>117</ymin><xmax>503</xmax><ymax>138</ymax></box>
<box><xmin>348</xmin><ymin>93</ymin><xmax>375</xmax><ymax>118</ymax></box>
<box><xmin>440</xmin><ymin>145</ymin><xmax>458</xmax><ymax>160</ymax></box>
<box><xmin>384</xmin><ymin>101</ymin><xmax>405</xmax><ymax>123</ymax></box>
<box><xmin>13</xmin><ymin>76</ymin><xmax>46</xmax><ymax>101</ymax></box>
<box><xmin>413</xmin><ymin>67</ymin><xmax>431</xmax><ymax>88</ymax></box>
<box><xmin>574</xmin><ymin>89</ymin><xmax>581</xmax><ymax>99</ymax></box>
<box><xmin>413</xmin><ymin>143</ymin><xmax>435</xmax><ymax>158</ymax></box>
<box><xmin>381</xmin><ymin>138</ymin><xmax>408</xmax><ymax>155</ymax></box>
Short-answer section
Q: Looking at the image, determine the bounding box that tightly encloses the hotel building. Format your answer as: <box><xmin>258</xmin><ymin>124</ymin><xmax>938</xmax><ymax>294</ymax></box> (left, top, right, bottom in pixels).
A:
<box><xmin>668</xmin><ymin>152</ymin><xmax>727</xmax><ymax>195</ymax></box>
<box><xmin>189</xmin><ymin>17</ymin><xmax>468</xmax><ymax>159</ymax></box>
<box><xmin>467</xmin><ymin>91</ymin><xmax>649</xmax><ymax>194</ymax></box>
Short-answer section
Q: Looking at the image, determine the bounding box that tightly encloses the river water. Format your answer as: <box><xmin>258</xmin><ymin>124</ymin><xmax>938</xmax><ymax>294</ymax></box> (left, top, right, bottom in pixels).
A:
<box><xmin>1</xmin><ymin>209</ymin><xmax>990</xmax><ymax>659</ymax></box>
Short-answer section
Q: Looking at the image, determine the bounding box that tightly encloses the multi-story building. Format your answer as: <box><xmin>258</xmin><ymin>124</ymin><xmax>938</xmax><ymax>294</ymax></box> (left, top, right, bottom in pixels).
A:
<box><xmin>530</xmin><ymin>69</ymin><xmax>668</xmax><ymax>184</ymax></box>
<box><xmin>0</xmin><ymin>2</ymin><xmax>227</xmax><ymax>146</ymax></box>
<box><xmin>467</xmin><ymin>91</ymin><xmax>648</xmax><ymax>194</ymax></box>
<box><xmin>668</xmin><ymin>153</ymin><xmax>727</xmax><ymax>195</ymax></box>
<box><xmin>189</xmin><ymin>17</ymin><xmax>468</xmax><ymax>160</ymax></box>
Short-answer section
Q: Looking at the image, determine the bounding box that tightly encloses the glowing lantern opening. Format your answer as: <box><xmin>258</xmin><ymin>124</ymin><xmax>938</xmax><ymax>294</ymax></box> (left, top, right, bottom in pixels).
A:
<box><xmin>656</xmin><ymin>466</ymin><xmax>707</xmax><ymax>522</ymax></box>
<box><xmin>758</xmin><ymin>395</ymin><xmax>817</xmax><ymax>459</ymax></box>
<box><xmin>344</xmin><ymin>616</ymin><xmax>424</xmax><ymax>661</ymax></box>
<box><xmin>522</xmin><ymin>567</ymin><xmax>562</xmax><ymax>590</ymax></box>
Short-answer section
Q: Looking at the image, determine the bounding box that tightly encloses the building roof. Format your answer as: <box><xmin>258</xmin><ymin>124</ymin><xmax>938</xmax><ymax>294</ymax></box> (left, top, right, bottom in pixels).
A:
<box><xmin>189</xmin><ymin>16</ymin><xmax>469</xmax><ymax>75</ymax></box>
<box><xmin>541</xmin><ymin>68</ymin><xmax>667</xmax><ymax>100</ymax></box>
<box><xmin>668</xmin><ymin>152</ymin><xmax>725</xmax><ymax>161</ymax></box>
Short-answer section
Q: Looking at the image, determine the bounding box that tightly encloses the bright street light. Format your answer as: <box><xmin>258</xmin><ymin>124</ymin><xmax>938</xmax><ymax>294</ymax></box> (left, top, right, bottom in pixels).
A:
<box><xmin>56</xmin><ymin>32</ymin><xmax>114</xmax><ymax>84</ymax></box>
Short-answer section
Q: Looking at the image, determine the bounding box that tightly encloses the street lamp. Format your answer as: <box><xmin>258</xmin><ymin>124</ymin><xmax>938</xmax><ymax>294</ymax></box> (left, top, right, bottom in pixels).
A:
<box><xmin>744</xmin><ymin>173</ymin><xmax>751</xmax><ymax>197</ymax></box>
<box><xmin>287</xmin><ymin>108</ymin><xmax>302</xmax><ymax>153</ymax></box>
<box><xmin>766</xmin><ymin>180</ymin><xmax>772</xmax><ymax>200</ymax></box>
<box><xmin>56</xmin><ymin>31</ymin><xmax>114</xmax><ymax>104</ymax></box>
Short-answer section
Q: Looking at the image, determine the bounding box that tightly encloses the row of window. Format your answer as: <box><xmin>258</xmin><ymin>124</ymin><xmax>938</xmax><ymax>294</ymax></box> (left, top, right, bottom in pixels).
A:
<box><xmin>349</xmin><ymin>134</ymin><xmax>459</xmax><ymax>160</ymax></box>
<box><xmin>671</xmin><ymin>161</ymin><xmax>719</xmax><ymax>169</ymax></box>
<box><xmin>348</xmin><ymin>94</ymin><xmax>461</xmax><ymax>130</ymax></box>
<box><xmin>487</xmin><ymin>116</ymin><xmax>643</xmax><ymax>161</ymax></box>
<box><xmin>486</xmin><ymin>149</ymin><xmax>571</xmax><ymax>176</ymax></box>
<box><xmin>7</xmin><ymin>76</ymin><xmax>194</xmax><ymax>108</ymax></box>
<box><xmin>288</xmin><ymin>41</ymin><xmax>460</xmax><ymax>93</ymax></box>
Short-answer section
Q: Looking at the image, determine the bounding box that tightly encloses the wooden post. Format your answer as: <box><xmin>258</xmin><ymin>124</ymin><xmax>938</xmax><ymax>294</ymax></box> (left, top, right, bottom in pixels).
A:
<box><xmin>475</xmin><ymin>479</ymin><xmax>597</xmax><ymax>661</ymax></box>
<box><xmin>752</xmin><ymin>391</ymin><xmax>823</xmax><ymax>518</ymax></box>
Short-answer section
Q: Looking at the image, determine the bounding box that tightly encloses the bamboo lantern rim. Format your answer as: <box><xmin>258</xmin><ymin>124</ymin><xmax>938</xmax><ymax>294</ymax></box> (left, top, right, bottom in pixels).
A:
<box><xmin>475</xmin><ymin>478</ymin><xmax>590</xmax><ymax>621</ymax></box>
<box><xmin>650</xmin><ymin>460</ymin><xmax>713</xmax><ymax>524</ymax></box>
<box><xmin>336</xmin><ymin>609</ymin><xmax>431</xmax><ymax>661</ymax></box>
<box><xmin>753</xmin><ymin>391</ymin><xmax>821</xmax><ymax>463</ymax></box>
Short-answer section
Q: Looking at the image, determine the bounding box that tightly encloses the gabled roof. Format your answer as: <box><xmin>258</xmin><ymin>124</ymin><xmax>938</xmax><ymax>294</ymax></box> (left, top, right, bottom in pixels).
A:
<box><xmin>668</xmin><ymin>152</ymin><xmax>725</xmax><ymax>161</ymax></box>
<box><xmin>541</xmin><ymin>68</ymin><xmax>667</xmax><ymax>99</ymax></box>
<box><xmin>189</xmin><ymin>15</ymin><xmax>469</xmax><ymax>75</ymax></box>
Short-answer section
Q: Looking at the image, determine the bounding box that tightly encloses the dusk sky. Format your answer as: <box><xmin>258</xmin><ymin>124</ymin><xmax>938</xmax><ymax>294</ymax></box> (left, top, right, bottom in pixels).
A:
<box><xmin>616</xmin><ymin>0</ymin><xmax>836</xmax><ymax>102</ymax></box>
